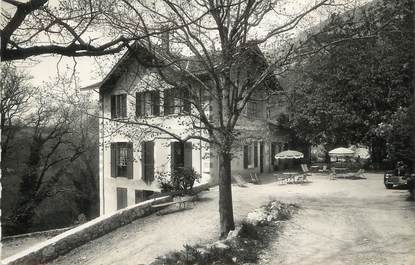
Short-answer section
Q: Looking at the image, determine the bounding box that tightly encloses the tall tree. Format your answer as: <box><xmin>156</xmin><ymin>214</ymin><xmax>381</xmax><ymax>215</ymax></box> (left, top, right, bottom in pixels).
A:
<box><xmin>282</xmin><ymin>0</ymin><xmax>414</xmax><ymax>167</ymax></box>
<box><xmin>98</xmin><ymin>0</ymin><xmax>354</xmax><ymax>237</ymax></box>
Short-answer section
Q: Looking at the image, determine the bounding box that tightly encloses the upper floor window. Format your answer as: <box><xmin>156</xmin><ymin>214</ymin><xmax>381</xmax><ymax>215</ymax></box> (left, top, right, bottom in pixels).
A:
<box><xmin>247</xmin><ymin>101</ymin><xmax>259</xmax><ymax>119</ymax></box>
<box><xmin>111</xmin><ymin>94</ymin><xmax>127</xmax><ymax>119</ymax></box>
<box><xmin>136</xmin><ymin>91</ymin><xmax>160</xmax><ymax>117</ymax></box>
<box><xmin>163</xmin><ymin>88</ymin><xmax>191</xmax><ymax>115</ymax></box>
<box><xmin>111</xmin><ymin>142</ymin><xmax>133</xmax><ymax>178</ymax></box>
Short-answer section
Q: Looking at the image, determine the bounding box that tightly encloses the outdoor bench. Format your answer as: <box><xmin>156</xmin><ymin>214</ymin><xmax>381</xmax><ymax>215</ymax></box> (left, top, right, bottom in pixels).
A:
<box><xmin>151</xmin><ymin>196</ymin><xmax>197</xmax><ymax>215</ymax></box>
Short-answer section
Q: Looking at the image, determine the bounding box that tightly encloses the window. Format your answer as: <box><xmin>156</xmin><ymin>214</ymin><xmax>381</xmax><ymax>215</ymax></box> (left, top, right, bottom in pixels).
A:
<box><xmin>171</xmin><ymin>141</ymin><xmax>192</xmax><ymax>171</ymax></box>
<box><xmin>163</xmin><ymin>88</ymin><xmax>191</xmax><ymax>115</ymax></box>
<box><xmin>116</xmin><ymin>187</ymin><xmax>128</xmax><ymax>210</ymax></box>
<box><xmin>254</xmin><ymin>143</ymin><xmax>258</xmax><ymax>167</ymax></box>
<box><xmin>178</xmin><ymin>88</ymin><xmax>191</xmax><ymax>114</ymax></box>
<box><xmin>111</xmin><ymin>143</ymin><xmax>133</xmax><ymax>178</ymax></box>
<box><xmin>141</xmin><ymin>141</ymin><xmax>154</xmax><ymax>184</ymax></box>
<box><xmin>111</xmin><ymin>94</ymin><xmax>127</xmax><ymax>119</ymax></box>
<box><xmin>247</xmin><ymin>101</ymin><xmax>258</xmax><ymax>119</ymax></box>
<box><xmin>163</xmin><ymin>89</ymin><xmax>175</xmax><ymax>115</ymax></box>
<box><xmin>243</xmin><ymin>144</ymin><xmax>254</xmax><ymax>169</ymax></box>
<box><xmin>135</xmin><ymin>190</ymin><xmax>155</xmax><ymax>204</ymax></box>
<box><xmin>136</xmin><ymin>91</ymin><xmax>160</xmax><ymax>117</ymax></box>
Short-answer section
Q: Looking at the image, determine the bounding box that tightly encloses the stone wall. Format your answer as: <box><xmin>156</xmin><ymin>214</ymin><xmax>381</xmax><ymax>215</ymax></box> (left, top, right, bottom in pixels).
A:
<box><xmin>1</xmin><ymin>196</ymin><xmax>171</xmax><ymax>265</ymax></box>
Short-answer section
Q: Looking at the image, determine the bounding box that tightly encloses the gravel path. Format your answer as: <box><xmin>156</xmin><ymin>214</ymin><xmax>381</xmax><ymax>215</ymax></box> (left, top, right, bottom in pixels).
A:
<box><xmin>261</xmin><ymin>174</ymin><xmax>415</xmax><ymax>265</ymax></box>
<box><xmin>7</xmin><ymin>172</ymin><xmax>414</xmax><ymax>265</ymax></box>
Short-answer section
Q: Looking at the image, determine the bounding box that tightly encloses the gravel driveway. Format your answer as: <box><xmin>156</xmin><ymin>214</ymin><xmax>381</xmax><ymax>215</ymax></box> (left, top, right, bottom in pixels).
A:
<box><xmin>23</xmin><ymin>172</ymin><xmax>415</xmax><ymax>265</ymax></box>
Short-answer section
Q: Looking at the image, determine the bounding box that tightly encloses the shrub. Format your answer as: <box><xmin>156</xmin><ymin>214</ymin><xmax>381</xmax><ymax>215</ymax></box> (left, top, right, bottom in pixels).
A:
<box><xmin>155</xmin><ymin>167</ymin><xmax>201</xmax><ymax>194</ymax></box>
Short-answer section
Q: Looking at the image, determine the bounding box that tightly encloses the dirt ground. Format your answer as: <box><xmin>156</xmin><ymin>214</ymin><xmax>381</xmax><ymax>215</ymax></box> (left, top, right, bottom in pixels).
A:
<box><xmin>3</xmin><ymin>172</ymin><xmax>415</xmax><ymax>265</ymax></box>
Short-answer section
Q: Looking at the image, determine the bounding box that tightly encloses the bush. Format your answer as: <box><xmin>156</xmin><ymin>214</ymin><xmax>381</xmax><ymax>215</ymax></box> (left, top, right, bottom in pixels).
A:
<box><xmin>155</xmin><ymin>167</ymin><xmax>201</xmax><ymax>194</ymax></box>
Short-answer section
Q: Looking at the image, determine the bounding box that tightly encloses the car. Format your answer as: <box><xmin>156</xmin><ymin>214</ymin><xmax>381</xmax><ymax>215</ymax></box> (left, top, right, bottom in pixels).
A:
<box><xmin>384</xmin><ymin>170</ymin><xmax>408</xmax><ymax>189</ymax></box>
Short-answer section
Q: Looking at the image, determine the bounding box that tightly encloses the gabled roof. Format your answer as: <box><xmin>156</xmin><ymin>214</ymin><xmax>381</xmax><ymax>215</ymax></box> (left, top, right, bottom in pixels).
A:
<box><xmin>91</xmin><ymin>40</ymin><xmax>281</xmax><ymax>93</ymax></box>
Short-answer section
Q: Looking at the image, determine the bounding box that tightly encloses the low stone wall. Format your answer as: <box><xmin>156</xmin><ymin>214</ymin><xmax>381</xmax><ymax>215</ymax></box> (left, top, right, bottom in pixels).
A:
<box><xmin>1</xmin><ymin>196</ymin><xmax>171</xmax><ymax>265</ymax></box>
<box><xmin>2</xmin><ymin>227</ymin><xmax>74</xmax><ymax>243</ymax></box>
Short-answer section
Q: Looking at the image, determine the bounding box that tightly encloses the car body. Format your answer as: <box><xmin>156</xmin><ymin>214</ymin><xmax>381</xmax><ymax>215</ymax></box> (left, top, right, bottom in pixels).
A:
<box><xmin>384</xmin><ymin>170</ymin><xmax>408</xmax><ymax>189</ymax></box>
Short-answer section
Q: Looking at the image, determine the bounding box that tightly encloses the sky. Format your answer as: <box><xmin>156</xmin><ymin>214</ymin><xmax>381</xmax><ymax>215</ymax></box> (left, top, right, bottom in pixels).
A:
<box><xmin>5</xmin><ymin>0</ymin><xmax>369</xmax><ymax>91</ymax></box>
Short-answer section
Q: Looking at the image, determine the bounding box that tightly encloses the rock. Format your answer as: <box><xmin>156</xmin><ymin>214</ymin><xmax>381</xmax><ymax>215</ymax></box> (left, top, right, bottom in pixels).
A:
<box><xmin>210</xmin><ymin>241</ymin><xmax>230</xmax><ymax>250</ymax></box>
<box><xmin>227</xmin><ymin>226</ymin><xmax>242</xmax><ymax>240</ymax></box>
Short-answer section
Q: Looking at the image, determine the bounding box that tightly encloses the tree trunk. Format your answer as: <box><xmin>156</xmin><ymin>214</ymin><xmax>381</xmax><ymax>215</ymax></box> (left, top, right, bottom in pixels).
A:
<box><xmin>218</xmin><ymin>150</ymin><xmax>235</xmax><ymax>238</ymax></box>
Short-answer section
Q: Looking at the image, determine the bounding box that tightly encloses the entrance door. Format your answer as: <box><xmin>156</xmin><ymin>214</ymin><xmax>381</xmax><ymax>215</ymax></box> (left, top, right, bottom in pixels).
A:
<box><xmin>260</xmin><ymin>142</ymin><xmax>264</xmax><ymax>173</ymax></box>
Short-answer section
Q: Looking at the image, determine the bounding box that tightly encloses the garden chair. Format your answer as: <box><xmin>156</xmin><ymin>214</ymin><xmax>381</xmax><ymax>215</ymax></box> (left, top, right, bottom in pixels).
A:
<box><xmin>249</xmin><ymin>172</ymin><xmax>261</xmax><ymax>184</ymax></box>
<box><xmin>318</xmin><ymin>165</ymin><xmax>329</xmax><ymax>173</ymax></box>
<box><xmin>301</xmin><ymin>164</ymin><xmax>312</xmax><ymax>177</ymax></box>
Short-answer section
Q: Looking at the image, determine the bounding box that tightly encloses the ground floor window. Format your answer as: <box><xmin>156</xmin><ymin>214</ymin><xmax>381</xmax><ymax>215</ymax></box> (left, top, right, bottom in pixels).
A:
<box><xmin>135</xmin><ymin>190</ymin><xmax>155</xmax><ymax>204</ymax></box>
<box><xmin>116</xmin><ymin>187</ymin><xmax>128</xmax><ymax>210</ymax></box>
<box><xmin>111</xmin><ymin>142</ymin><xmax>133</xmax><ymax>178</ymax></box>
<box><xmin>171</xmin><ymin>141</ymin><xmax>192</xmax><ymax>171</ymax></box>
<box><xmin>243</xmin><ymin>144</ymin><xmax>254</xmax><ymax>169</ymax></box>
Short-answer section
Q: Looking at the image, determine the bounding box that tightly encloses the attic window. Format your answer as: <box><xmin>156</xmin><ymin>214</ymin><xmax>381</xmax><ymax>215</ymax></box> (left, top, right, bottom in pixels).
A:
<box><xmin>111</xmin><ymin>94</ymin><xmax>127</xmax><ymax>119</ymax></box>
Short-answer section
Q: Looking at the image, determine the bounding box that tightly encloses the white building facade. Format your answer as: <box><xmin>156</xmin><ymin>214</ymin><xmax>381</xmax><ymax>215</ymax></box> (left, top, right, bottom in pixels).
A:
<box><xmin>96</xmin><ymin>46</ymin><xmax>288</xmax><ymax>215</ymax></box>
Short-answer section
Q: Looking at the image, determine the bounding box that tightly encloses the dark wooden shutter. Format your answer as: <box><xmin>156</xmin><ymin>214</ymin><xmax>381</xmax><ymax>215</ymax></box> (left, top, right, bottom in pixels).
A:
<box><xmin>111</xmin><ymin>143</ymin><xmax>117</xmax><ymax>177</ymax></box>
<box><xmin>171</xmin><ymin>141</ymin><xmax>184</xmax><ymax>171</ymax></box>
<box><xmin>142</xmin><ymin>141</ymin><xmax>154</xmax><ymax>183</ymax></box>
<box><xmin>116</xmin><ymin>187</ymin><xmax>127</xmax><ymax>210</ymax></box>
<box><xmin>184</xmin><ymin>142</ymin><xmax>192</xmax><ymax>169</ymax></box>
<box><xmin>127</xmin><ymin>143</ymin><xmax>133</xmax><ymax>179</ymax></box>
<box><xmin>146</xmin><ymin>141</ymin><xmax>154</xmax><ymax>183</ymax></box>
<box><xmin>151</xmin><ymin>91</ymin><xmax>160</xmax><ymax>116</ymax></box>
<box><xmin>136</xmin><ymin>92</ymin><xmax>142</xmax><ymax>116</ymax></box>
<box><xmin>121</xmin><ymin>94</ymin><xmax>127</xmax><ymax>117</ymax></box>
<box><xmin>243</xmin><ymin>145</ymin><xmax>249</xmax><ymax>169</ymax></box>
<box><xmin>163</xmin><ymin>90</ymin><xmax>171</xmax><ymax>115</ymax></box>
<box><xmin>182</xmin><ymin>88</ymin><xmax>191</xmax><ymax>113</ymax></box>
<box><xmin>111</xmin><ymin>95</ymin><xmax>116</xmax><ymax>118</ymax></box>
<box><xmin>254</xmin><ymin>143</ymin><xmax>258</xmax><ymax>167</ymax></box>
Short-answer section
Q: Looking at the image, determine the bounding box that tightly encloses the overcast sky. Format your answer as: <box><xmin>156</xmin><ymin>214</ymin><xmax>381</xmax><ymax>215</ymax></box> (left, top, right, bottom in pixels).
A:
<box><xmin>7</xmin><ymin>0</ymin><xmax>368</xmax><ymax>91</ymax></box>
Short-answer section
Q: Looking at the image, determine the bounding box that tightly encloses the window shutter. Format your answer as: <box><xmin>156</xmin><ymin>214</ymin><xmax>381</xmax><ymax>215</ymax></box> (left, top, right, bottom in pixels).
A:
<box><xmin>254</xmin><ymin>143</ymin><xmax>258</xmax><ymax>167</ymax></box>
<box><xmin>151</xmin><ymin>91</ymin><xmax>160</xmax><ymax>116</ymax></box>
<box><xmin>184</xmin><ymin>142</ymin><xmax>192</xmax><ymax>169</ymax></box>
<box><xmin>142</xmin><ymin>141</ymin><xmax>154</xmax><ymax>183</ymax></box>
<box><xmin>182</xmin><ymin>88</ymin><xmax>191</xmax><ymax>113</ymax></box>
<box><xmin>163</xmin><ymin>90</ymin><xmax>170</xmax><ymax>115</ymax></box>
<box><xmin>121</xmin><ymin>94</ymin><xmax>127</xmax><ymax>117</ymax></box>
<box><xmin>147</xmin><ymin>141</ymin><xmax>154</xmax><ymax>183</ymax></box>
<box><xmin>136</xmin><ymin>92</ymin><xmax>142</xmax><ymax>116</ymax></box>
<box><xmin>111</xmin><ymin>143</ymin><xmax>117</xmax><ymax>177</ymax></box>
<box><xmin>111</xmin><ymin>96</ymin><xmax>116</xmax><ymax>118</ymax></box>
<box><xmin>116</xmin><ymin>187</ymin><xmax>128</xmax><ymax>210</ymax></box>
<box><xmin>127</xmin><ymin>143</ymin><xmax>133</xmax><ymax>179</ymax></box>
<box><xmin>243</xmin><ymin>145</ymin><xmax>249</xmax><ymax>169</ymax></box>
<box><xmin>141</xmin><ymin>142</ymin><xmax>146</xmax><ymax>182</ymax></box>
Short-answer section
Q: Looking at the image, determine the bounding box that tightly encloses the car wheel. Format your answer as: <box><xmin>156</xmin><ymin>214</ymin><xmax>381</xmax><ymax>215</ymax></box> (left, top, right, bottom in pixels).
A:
<box><xmin>385</xmin><ymin>184</ymin><xmax>393</xmax><ymax>189</ymax></box>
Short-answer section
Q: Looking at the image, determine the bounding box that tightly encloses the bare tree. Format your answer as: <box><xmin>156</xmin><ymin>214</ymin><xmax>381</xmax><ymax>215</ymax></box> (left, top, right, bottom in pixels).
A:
<box><xmin>0</xmin><ymin>62</ymin><xmax>32</xmax><ymax>167</ymax></box>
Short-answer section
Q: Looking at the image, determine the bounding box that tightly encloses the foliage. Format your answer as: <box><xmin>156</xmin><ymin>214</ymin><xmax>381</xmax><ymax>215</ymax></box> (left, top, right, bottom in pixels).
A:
<box><xmin>156</xmin><ymin>167</ymin><xmax>201</xmax><ymax>194</ymax></box>
<box><xmin>1</xmin><ymin>65</ymin><xmax>99</xmax><ymax>235</ymax></box>
<box><xmin>284</xmin><ymin>0</ymin><xmax>414</xmax><ymax>165</ymax></box>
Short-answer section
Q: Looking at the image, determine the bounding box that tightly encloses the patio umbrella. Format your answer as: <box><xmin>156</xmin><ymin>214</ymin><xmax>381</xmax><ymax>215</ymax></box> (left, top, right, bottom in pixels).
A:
<box><xmin>275</xmin><ymin>150</ymin><xmax>304</xmax><ymax>159</ymax></box>
<box><xmin>328</xmin><ymin>147</ymin><xmax>354</xmax><ymax>157</ymax></box>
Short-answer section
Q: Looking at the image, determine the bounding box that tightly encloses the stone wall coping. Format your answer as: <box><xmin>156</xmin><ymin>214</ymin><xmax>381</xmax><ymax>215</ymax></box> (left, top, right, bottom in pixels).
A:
<box><xmin>1</xmin><ymin>196</ymin><xmax>170</xmax><ymax>265</ymax></box>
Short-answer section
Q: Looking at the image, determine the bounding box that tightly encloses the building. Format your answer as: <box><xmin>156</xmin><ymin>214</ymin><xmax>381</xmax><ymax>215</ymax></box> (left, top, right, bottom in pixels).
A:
<box><xmin>91</xmin><ymin>43</ymin><xmax>288</xmax><ymax>215</ymax></box>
